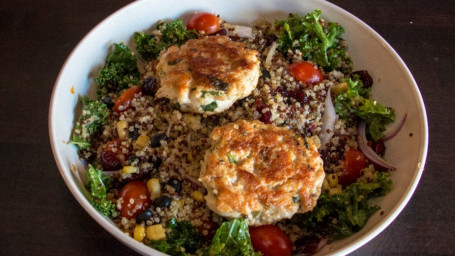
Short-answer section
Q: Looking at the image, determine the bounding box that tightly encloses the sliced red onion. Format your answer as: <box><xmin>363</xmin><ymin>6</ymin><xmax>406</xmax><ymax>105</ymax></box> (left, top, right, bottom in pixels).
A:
<box><xmin>319</xmin><ymin>90</ymin><xmax>336</xmax><ymax>148</ymax></box>
<box><xmin>358</xmin><ymin>122</ymin><xmax>396</xmax><ymax>170</ymax></box>
<box><xmin>265</xmin><ymin>41</ymin><xmax>278</xmax><ymax>69</ymax></box>
<box><xmin>223</xmin><ymin>23</ymin><xmax>254</xmax><ymax>38</ymax></box>
<box><xmin>383</xmin><ymin>112</ymin><xmax>407</xmax><ymax>141</ymax></box>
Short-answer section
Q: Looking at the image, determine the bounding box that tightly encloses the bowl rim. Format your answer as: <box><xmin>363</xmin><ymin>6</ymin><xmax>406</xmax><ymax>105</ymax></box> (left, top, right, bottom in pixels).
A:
<box><xmin>48</xmin><ymin>0</ymin><xmax>429</xmax><ymax>255</ymax></box>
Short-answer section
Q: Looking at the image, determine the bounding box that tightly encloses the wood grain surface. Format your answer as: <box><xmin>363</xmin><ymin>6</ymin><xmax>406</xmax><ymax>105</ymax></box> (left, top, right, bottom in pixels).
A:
<box><xmin>0</xmin><ymin>0</ymin><xmax>453</xmax><ymax>255</ymax></box>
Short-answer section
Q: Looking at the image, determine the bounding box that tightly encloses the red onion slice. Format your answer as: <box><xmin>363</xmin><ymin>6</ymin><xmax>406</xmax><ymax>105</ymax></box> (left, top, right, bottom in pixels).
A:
<box><xmin>319</xmin><ymin>89</ymin><xmax>336</xmax><ymax>148</ymax></box>
<box><xmin>383</xmin><ymin>112</ymin><xmax>407</xmax><ymax>141</ymax></box>
<box><xmin>223</xmin><ymin>23</ymin><xmax>254</xmax><ymax>38</ymax></box>
<box><xmin>358</xmin><ymin>122</ymin><xmax>396</xmax><ymax>170</ymax></box>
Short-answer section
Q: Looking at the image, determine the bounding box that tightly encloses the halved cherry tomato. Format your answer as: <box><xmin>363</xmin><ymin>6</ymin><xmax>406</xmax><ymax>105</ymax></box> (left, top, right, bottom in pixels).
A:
<box><xmin>288</xmin><ymin>61</ymin><xmax>323</xmax><ymax>84</ymax></box>
<box><xmin>117</xmin><ymin>181</ymin><xmax>151</xmax><ymax>219</ymax></box>
<box><xmin>338</xmin><ymin>148</ymin><xmax>367</xmax><ymax>185</ymax></box>
<box><xmin>113</xmin><ymin>86</ymin><xmax>141</xmax><ymax>113</ymax></box>
<box><xmin>249</xmin><ymin>225</ymin><xmax>293</xmax><ymax>256</ymax></box>
<box><xmin>186</xmin><ymin>12</ymin><xmax>220</xmax><ymax>34</ymax></box>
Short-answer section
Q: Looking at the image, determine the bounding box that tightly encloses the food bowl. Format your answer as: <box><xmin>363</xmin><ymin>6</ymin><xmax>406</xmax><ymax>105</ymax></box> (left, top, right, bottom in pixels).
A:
<box><xmin>49</xmin><ymin>0</ymin><xmax>428</xmax><ymax>255</ymax></box>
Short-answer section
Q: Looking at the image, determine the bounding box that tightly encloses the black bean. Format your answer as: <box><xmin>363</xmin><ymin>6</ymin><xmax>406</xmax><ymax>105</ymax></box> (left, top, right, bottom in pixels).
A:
<box><xmin>141</xmin><ymin>76</ymin><xmax>159</xmax><ymax>96</ymax></box>
<box><xmin>135</xmin><ymin>210</ymin><xmax>153</xmax><ymax>224</ymax></box>
<box><xmin>148</xmin><ymin>156</ymin><xmax>162</xmax><ymax>170</ymax></box>
<box><xmin>128</xmin><ymin>154</ymin><xmax>138</xmax><ymax>163</ymax></box>
<box><xmin>150</xmin><ymin>133</ymin><xmax>168</xmax><ymax>148</ymax></box>
<box><xmin>101</xmin><ymin>96</ymin><xmax>115</xmax><ymax>109</ymax></box>
<box><xmin>154</xmin><ymin>196</ymin><xmax>172</xmax><ymax>208</ymax></box>
<box><xmin>351</xmin><ymin>70</ymin><xmax>373</xmax><ymax>88</ymax></box>
<box><xmin>128</xmin><ymin>128</ymin><xmax>139</xmax><ymax>140</ymax></box>
<box><xmin>167</xmin><ymin>178</ymin><xmax>182</xmax><ymax>193</ymax></box>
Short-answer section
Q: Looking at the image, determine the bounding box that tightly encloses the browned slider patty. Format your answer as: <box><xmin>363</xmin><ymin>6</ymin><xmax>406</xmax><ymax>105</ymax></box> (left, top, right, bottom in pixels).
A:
<box><xmin>199</xmin><ymin>120</ymin><xmax>325</xmax><ymax>225</ymax></box>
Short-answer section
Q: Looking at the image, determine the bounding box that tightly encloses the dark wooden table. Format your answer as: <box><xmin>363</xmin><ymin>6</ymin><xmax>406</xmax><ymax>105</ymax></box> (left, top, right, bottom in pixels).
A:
<box><xmin>1</xmin><ymin>0</ymin><xmax>453</xmax><ymax>255</ymax></box>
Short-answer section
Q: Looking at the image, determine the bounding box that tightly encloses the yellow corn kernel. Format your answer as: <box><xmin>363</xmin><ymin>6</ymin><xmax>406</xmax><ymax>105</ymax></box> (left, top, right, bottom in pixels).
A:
<box><xmin>177</xmin><ymin>199</ymin><xmax>184</xmax><ymax>208</ymax></box>
<box><xmin>327</xmin><ymin>174</ymin><xmax>338</xmax><ymax>187</ymax></box>
<box><xmin>331</xmin><ymin>82</ymin><xmax>348</xmax><ymax>95</ymax></box>
<box><xmin>133</xmin><ymin>225</ymin><xmax>146</xmax><ymax>242</ymax></box>
<box><xmin>329</xmin><ymin>185</ymin><xmax>342</xmax><ymax>196</ymax></box>
<box><xmin>134</xmin><ymin>134</ymin><xmax>150</xmax><ymax>150</ymax></box>
<box><xmin>146</xmin><ymin>224</ymin><xmax>166</xmax><ymax>241</ymax></box>
<box><xmin>122</xmin><ymin>166</ymin><xmax>138</xmax><ymax>174</ymax></box>
<box><xmin>192</xmin><ymin>190</ymin><xmax>205</xmax><ymax>202</ymax></box>
<box><xmin>187</xmin><ymin>152</ymin><xmax>193</xmax><ymax>162</ymax></box>
<box><xmin>147</xmin><ymin>178</ymin><xmax>161</xmax><ymax>199</ymax></box>
<box><xmin>322</xmin><ymin>178</ymin><xmax>330</xmax><ymax>192</ymax></box>
<box><xmin>117</xmin><ymin>120</ymin><xmax>129</xmax><ymax>140</ymax></box>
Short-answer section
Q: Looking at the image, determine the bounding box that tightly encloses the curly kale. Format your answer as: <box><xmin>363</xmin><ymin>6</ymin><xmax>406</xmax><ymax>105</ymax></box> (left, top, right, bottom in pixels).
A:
<box><xmin>334</xmin><ymin>75</ymin><xmax>395</xmax><ymax>141</ymax></box>
<box><xmin>70</xmin><ymin>96</ymin><xmax>109</xmax><ymax>149</ymax></box>
<box><xmin>94</xmin><ymin>43</ymin><xmax>139</xmax><ymax>98</ymax></box>
<box><xmin>85</xmin><ymin>165</ymin><xmax>117</xmax><ymax>217</ymax></box>
<box><xmin>275</xmin><ymin>10</ymin><xmax>352</xmax><ymax>72</ymax></box>
<box><xmin>295</xmin><ymin>172</ymin><xmax>392</xmax><ymax>240</ymax></box>
<box><xmin>135</xmin><ymin>19</ymin><xmax>198</xmax><ymax>60</ymax></box>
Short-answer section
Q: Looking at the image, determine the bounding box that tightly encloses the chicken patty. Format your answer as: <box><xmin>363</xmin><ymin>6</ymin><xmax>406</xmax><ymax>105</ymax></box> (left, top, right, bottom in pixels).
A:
<box><xmin>155</xmin><ymin>36</ymin><xmax>260</xmax><ymax>114</ymax></box>
<box><xmin>199</xmin><ymin>120</ymin><xmax>325</xmax><ymax>225</ymax></box>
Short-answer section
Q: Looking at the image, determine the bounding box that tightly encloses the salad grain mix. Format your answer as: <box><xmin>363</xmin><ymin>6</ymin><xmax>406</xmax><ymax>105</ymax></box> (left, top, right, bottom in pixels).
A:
<box><xmin>71</xmin><ymin>10</ymin><xmax>397</xmax><ymax>255</ymax></box>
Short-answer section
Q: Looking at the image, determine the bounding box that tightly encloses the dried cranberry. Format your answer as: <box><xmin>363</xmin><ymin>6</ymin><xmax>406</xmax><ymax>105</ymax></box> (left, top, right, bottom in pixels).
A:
<box><xmin>372</xmin><ymin>140</ymin><xmax>386</xmax><ymax>156</ymax></box>
<box><xmin>289</xmin><ymin>89</ymin><xmax>309</xmax><ymax>104</ymax></box>
<box><xmin>352</xmin><ymin>70</ymin><xmax>373</xmax><ymax>88</ymax></box>
<box><xmin>256</xmin><ymin>98</ymin><xmax>272</xmax><ymax>124</ymax></box>
<box><xmin>141</xmin><ymin>76</ymin><xmax>159</xmax><ymax>96</ymax></box>
<box><xmin>294</xmin><ymin>235</ymin><xmax>321</xmax><ymax>255</ymax></box>
<box><xmin>100</xmin><ymin>150</ymin><xmax>122</xmax><ymax>171</ymax></box>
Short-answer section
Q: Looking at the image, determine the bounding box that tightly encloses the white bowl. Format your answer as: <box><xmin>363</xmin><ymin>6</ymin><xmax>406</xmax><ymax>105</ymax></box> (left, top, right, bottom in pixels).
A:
<box><xmin>49</xmin><ymin>0</ymin><xmax>428</xmax><ymax>255</ymax></box>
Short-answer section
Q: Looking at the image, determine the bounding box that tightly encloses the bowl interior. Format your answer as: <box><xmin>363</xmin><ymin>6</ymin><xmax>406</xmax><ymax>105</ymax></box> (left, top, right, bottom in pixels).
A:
<box><xmin>49</xmin><ymin>0</ymin><xmax>428</xmax><ymax>255</ymax></box>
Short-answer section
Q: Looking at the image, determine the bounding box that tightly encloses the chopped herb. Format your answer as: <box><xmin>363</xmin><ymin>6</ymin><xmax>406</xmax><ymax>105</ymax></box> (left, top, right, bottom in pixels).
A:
<box><xmin>292</xmin><ymin>196</ymin><xmax>300</xmax><ymax>203</ymax></box>
<box><xmin>201</xmin><ymin>90</ymin><xmax>224</xmax><ymax>98</ymax></box>
<box><xmin>209</xmin><ymin>77</ymin><xmax>230</xmax><ymax>91</ymax></box>
<box><xmin>172</xmin><ymin>102</ymin><xmax>181</xmax><ymax>110</ymax></box>
<box><xmin>227</xmin><ymin>153</ymin><xmax>237</xmax><ymax>164</ymax></box>
<box><xmin>303</xmin><ymin>136</ymin><xmax>309</xmax><ymax>149</ymax></box>
<box><xmin>201</xmin><ymin>101</ymin><xmax>218</xmax><ymax>112</ymax></box>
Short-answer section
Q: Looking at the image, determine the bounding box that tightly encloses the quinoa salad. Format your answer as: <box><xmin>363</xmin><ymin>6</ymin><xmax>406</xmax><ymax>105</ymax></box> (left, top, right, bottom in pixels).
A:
<box><xmin>70</xmin><ymin>10</ymin><xmax>400</xmax><ymax>256</ymax></box>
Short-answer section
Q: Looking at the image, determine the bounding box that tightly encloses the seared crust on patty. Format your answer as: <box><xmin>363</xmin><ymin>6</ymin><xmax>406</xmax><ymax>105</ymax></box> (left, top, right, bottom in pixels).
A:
<box><xmin>199</xmin><ymin>120</ymin><xmax>325</xmax><ymax>225</ymax></box>
<box><xmin>155</xmin><ymin>36</ymin><xmax>260</xmax><ymax>114</ymax></box>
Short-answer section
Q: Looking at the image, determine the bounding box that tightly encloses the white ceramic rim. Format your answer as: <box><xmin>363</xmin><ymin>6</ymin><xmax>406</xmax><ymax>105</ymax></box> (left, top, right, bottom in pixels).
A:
<box><xmin>48</xmin><ymin>0</ymin><xmax>429</xmax><ymax>255</ymax></box>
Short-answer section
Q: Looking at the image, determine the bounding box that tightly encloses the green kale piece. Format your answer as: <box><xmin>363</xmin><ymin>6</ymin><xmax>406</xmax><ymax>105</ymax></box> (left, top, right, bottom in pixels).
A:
<box><xmin>70</xmin><ymin>96</ymin><xmax>109</xmax><ymax>149</ymax></box>
<box><xmin>296</xmin><ymin>172</ymin><xmax>392</xmax><ymax>240</ymax></box>
<box><xmin>135</xmin><ymin>19</ymin><xmax>198</xmax><ymax>60</ymax></box>
<box><xmin>206</xmin><ymin>218</ymin><xmax>261</xmax><ymax>256</ymax></box>
<box><xmin>85</xmin><ymin>164</ymin><xmax>117</xmax><ymax>216</ymax></box>
<box><xmin>334</xmin><ymin>75</ymin><xmax>395</xmax><ymax>141</ymax></box>
<box><xmin>149</xmin><ymin>218</ymin><xmax>203</xmax><ymax>256</ymax></box>
<box><xmin>275</xmin><ymin>10</ymin><xmax>352</xmax><ymax>72</ymax></box>
<box><xmin>94</xmin><ymin>43</ymin><xmax>139</xmax><ymax>98</ymax></box>
<box><xmin>201</xmin><ymin>101</ymin><xmax>218</xmax><ymax>112</ymax></box>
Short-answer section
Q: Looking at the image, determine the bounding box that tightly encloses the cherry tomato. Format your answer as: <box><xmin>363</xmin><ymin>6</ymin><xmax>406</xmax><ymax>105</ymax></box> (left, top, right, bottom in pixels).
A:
<box><xmin>249</xmin><ymin>225</ymin><xmax>293</xmax><ymax>256</ymax></box>
<box><xmin>186</xmin><ymin>12</ymin><xmax>220</xmax><ymax>34</ymax></box>
<box><xmin>288</xmin><ymin>62</ymin><xmax>323</xmax><ymax>84</ymax></box>
<box><xmin>338</xmin><ymin>148</ymin><xmax>367</xmax><ymax>185</ymax></box>
<box><xmin>117</xmin><ymin>181</ymin><xmax>151</xmax><ymax>219</ymax></box>
<box><xmin>113</xmin><ymin>86</ymin><xmax>141</xmax><ymax>113</ymax></box>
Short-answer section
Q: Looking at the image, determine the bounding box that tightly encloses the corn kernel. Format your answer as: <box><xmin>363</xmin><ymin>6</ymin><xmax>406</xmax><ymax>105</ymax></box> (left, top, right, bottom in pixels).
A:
<box><xmin>329</xmin><ymin>185</ymin><xmax>342</xmax><ymax>196</ymax></box>
<box><xmin>177</xmin><ymin>199</ymin><xmax>184</xmax><ymax>208</ymax></box>
<box><xmin>187</xmin><ymin>152</ymin><xmax>193</xmax><ymax>162</ymax></box>
<box><xmin>122</xmin><ymin>166</ymin><xmax>138</xmax><ymax>174</ymax></box>
<box><xmin>146</xmin><ymin>224</ymin><xmax>166</xmax><ymax>241</ymax></box>
<box><xmin>322</xmin><ymin>178</ymin><xmax>330</xmax><ymax>192</ymax></box>
<box><xmin>117</xmin><ymin>120</ymin><xmax>128</xmax><ymax>140</ymax></box>
<box><xmin>192</xmin><ymin>190</ymin><xmax>205</xmax><ymax>202</ymax></box>
<box><xmin>327</xmin><ymin>174</ymin><xmax>338</xmax><ymax>187</ymax></box>
<box><xmin>134</xmin><ymin>134</ymin><xmax>150</xmax><ymax>150</ymax></box>
<box><xmin>147</xmin><ymin>178</ymin><xmax>161</xmax><ymax>198</ymax></box>
<box><xmin>331</xmin><ymin>82</ymin><xmax>348</xmax><ymax>95</ymax></box>
<box><xmin>133</xmin><ymin>225</ymin><xmax>146</xmax><ymax>242</ymax></box>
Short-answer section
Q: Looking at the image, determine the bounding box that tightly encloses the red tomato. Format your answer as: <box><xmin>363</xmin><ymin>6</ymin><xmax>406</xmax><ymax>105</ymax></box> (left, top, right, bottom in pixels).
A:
<box><xmin>117</xmin><ymin>181</ymin><xmax>151</xmax><ymax>219</ymax></box>
<box><xmin>113</xmin><ymin>86</ymin><xmax>141</xmax><ymax>113</ymax></box>
<box><xmin>338</xmin><ymin>148</ymin><xmax>367</xmax><ymax>185</ymax></box>
<box><xmin>249</xmin><ymin>225</ymin><xmax>293</xmax><ymax>256</ymax></box>
<box><xmin>186</xmin><ymin>12</ymin><xmax>220</xmax><ymax>34</ymax></box>
<box><xmin>288</xmin><ymin>62</ymin><xmax>323</xmax><ymax>84</ymax></box>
